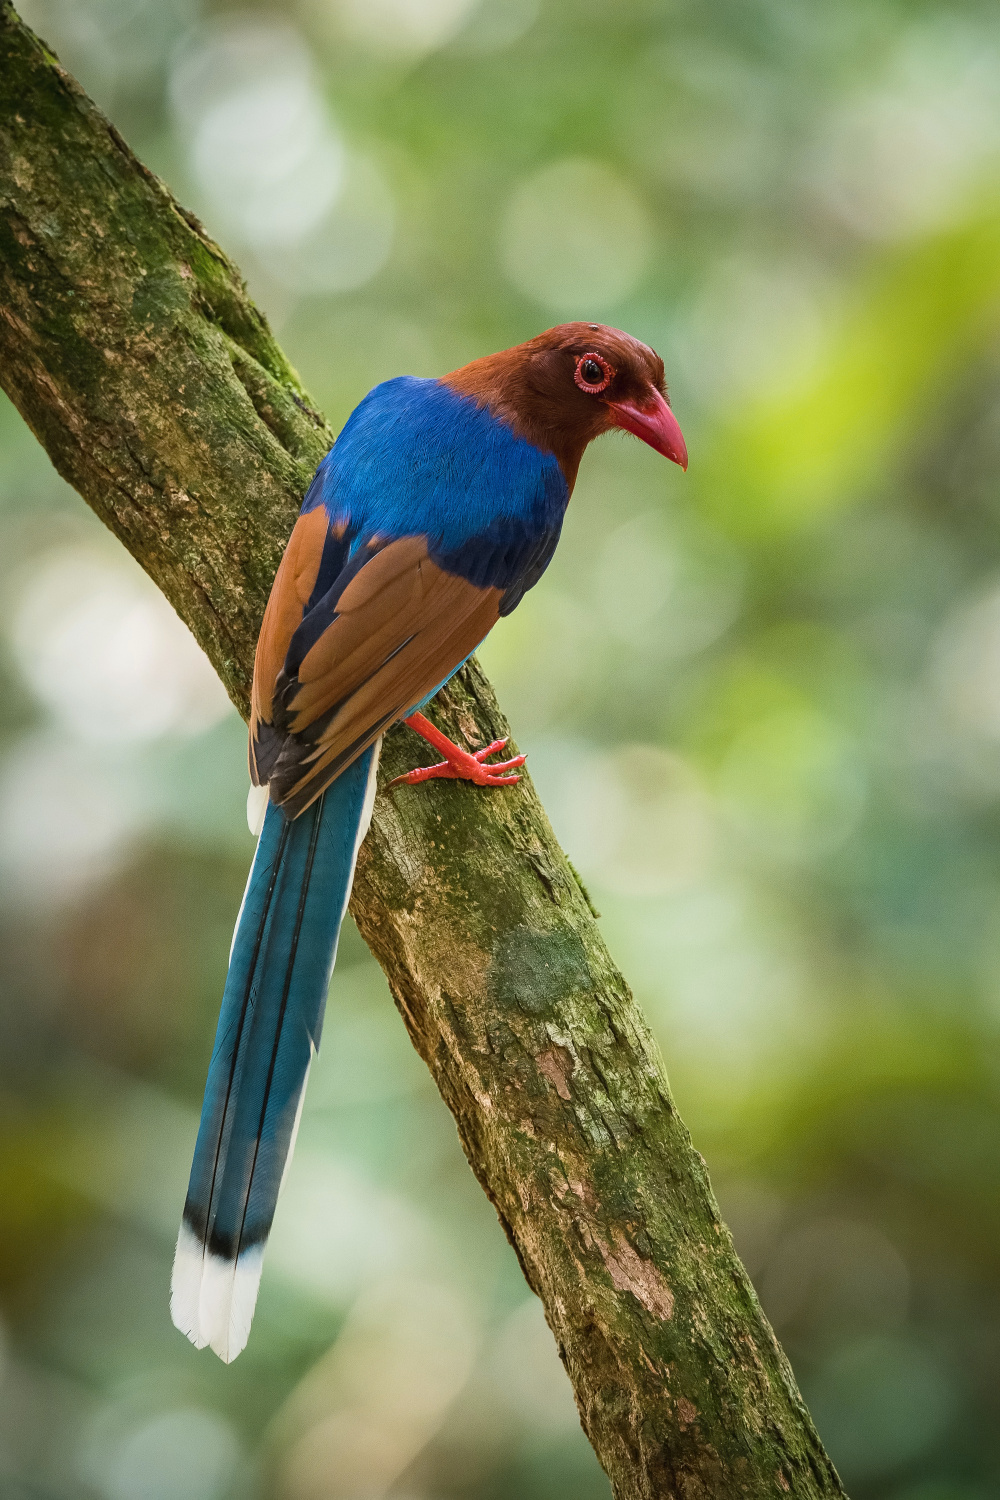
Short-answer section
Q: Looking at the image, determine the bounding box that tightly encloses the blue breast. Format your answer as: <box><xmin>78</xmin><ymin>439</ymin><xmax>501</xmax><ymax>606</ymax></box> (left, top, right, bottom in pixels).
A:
<box><xmin>303</xmin><ymin>377</ymin><xmax>569</xmax><ymax>611</ymax></box>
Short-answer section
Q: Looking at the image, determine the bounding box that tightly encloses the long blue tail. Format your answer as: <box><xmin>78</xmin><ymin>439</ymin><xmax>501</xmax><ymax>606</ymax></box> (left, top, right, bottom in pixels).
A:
<box><xmin>171</xmin><ymin>743</ymin><xmax>379</xmax><ymax>1361</ymax></box>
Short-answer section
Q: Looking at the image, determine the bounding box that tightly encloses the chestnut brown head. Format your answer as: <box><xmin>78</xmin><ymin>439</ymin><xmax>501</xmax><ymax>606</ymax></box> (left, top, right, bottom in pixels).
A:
<box><xmin>445</xmin><ymin>321</ymin><xmax>687</xmax><ymax>488</ymax></box>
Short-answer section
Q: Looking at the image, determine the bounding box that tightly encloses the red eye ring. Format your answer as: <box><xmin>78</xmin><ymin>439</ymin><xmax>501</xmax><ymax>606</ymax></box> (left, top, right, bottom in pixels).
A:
<box><xmin>574</xmin><ymin>352</ymin><xmax>613</xmax><ymax>395</ymax></box>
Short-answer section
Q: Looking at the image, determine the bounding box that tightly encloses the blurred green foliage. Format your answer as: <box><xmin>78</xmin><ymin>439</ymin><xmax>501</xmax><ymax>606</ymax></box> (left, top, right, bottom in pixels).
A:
<box><xmin>2</xmin><ymin>0</ymin><xmax>1000</xmax><ymax>1495</ymax></box>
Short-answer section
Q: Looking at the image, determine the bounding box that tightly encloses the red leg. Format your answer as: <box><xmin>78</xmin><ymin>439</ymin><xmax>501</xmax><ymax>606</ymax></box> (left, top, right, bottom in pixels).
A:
<box><xmin>388</xmin><ymin>711</ymin><xmax>526</xmax><ymax>789</ymax></box>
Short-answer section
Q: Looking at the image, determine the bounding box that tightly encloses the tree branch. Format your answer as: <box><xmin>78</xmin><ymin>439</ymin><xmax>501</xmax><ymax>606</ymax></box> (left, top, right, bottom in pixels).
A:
<box><xmin>0</xmin><ymin>6</ymin><xmax>845</xmax><ymax>1495</ymax></box>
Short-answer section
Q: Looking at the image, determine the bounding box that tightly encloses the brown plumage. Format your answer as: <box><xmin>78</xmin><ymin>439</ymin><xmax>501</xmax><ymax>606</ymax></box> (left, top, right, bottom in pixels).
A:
<box><xmin>251</xmin><ymin>530</ymin><xmax>502</xmax><ymax>818</ymax></box>
<box><xmin>249</xmin><ymin>505</ymin><xmax>329</xmax><ymax>756</ymax></box>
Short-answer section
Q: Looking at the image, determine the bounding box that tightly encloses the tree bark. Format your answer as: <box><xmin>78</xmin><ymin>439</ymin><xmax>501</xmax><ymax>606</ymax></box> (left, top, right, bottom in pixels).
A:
<box><xmin>0</xmin><ymin>7</ymin><xmax>846</xmax><ymax>1496</ymax></box>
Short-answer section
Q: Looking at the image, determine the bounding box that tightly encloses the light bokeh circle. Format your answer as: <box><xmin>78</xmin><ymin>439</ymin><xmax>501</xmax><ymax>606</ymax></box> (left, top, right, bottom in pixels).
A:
<box><xmin>500</xmin><ymin>157</ymin><xmax>654</xmax><ymax>315</ymax></box>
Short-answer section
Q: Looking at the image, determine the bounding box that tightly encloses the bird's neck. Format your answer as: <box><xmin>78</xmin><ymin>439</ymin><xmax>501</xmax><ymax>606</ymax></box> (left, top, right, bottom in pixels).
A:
<box><xmin>442</xmin><ymin>354</ymin><xmax>591</xmax><ymax>493</ymax></box>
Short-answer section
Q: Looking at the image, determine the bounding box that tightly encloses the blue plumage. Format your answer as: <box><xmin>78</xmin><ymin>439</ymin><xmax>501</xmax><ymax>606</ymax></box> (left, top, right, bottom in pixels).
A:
<box><xmin>305</xmin><ymin>377</ymin><xmax>570</xmax><ymax>605</ymax></box>
<box><xmin>173</xmin><ymin>322</ymin><xmax>685</xmax><ymax>1363</ymax></box>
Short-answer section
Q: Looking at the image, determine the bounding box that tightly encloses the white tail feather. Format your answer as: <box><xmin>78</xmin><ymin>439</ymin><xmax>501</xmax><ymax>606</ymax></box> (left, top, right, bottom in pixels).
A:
<box><xmin>247</xmin><ymin>783</ymin><xmax>269</xmax><ymax>837</ymax></box>
<box><xmin>170</xmin><ymin>1222</ymin><xmax>264</xmax><ymax>1363</ymax></box>
<box><xmin>356</xmin><ymin>736</ymin><xmax>381</xmax><ymax>849</ymax></box>
<box><xmin>279</xmin><ymin>1047</ymin><xmax>314</xmax><ymax>1200</ymax></box>
<box><xmin>230</xmin><ymin>815</ymin><xmax>266</xmax><ymax>963</ymax></box>
<box><xmin>170</xmin><ymin>1221</ymin><xmax>209</xmax><ymax>1350</ymax></box>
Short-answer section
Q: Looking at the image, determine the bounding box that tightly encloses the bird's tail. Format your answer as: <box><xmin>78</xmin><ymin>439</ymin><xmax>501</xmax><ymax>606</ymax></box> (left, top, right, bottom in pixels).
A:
<box><xmin>170</xmin><ymin>742</ymin><xmax>380</xmax><ymax>1362</ymax></box>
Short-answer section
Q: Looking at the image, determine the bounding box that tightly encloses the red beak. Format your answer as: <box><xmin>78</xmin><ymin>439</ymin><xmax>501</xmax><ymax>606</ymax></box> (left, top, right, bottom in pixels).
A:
<box><xmin>607</xmin><ymin>388</ymin><xmax>688</xmax><ymax>470</ymax></box>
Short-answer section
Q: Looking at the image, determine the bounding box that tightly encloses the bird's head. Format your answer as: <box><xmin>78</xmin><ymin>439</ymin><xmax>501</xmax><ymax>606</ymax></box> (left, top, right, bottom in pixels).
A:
<box><xmin>444</xmin><ymin>322</ymin><xmax>687</xmax><ymax>489</ymax></box>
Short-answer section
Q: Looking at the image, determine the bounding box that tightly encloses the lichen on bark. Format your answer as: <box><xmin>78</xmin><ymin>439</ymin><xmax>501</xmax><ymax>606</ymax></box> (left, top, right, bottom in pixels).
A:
<box><xmin>0</xmin><ymin>5</ymin><xmax>847</xmax><ymax>1495</ymax></box>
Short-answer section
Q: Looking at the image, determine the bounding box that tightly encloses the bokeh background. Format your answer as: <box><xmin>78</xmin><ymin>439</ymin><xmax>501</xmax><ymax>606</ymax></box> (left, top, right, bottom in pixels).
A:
<box><xmin>2</xmin><ymin>0</ymin><xmax>1000</xmax><ymax>1495</ymax></box>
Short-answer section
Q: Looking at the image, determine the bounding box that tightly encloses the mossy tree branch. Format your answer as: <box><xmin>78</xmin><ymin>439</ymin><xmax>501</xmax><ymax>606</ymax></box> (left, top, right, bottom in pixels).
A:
<box><xmin>0</xmin><ymin>6</ymin><xmax>846</xmax><ymax>1496</ymax></box>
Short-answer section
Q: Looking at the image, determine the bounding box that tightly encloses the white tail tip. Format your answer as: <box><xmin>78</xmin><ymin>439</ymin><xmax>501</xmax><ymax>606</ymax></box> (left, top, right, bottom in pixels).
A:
<box><xmin>170</xmin><ymin>1222</ymin><xmax>264</xmax><ymax>1364</ymax></box>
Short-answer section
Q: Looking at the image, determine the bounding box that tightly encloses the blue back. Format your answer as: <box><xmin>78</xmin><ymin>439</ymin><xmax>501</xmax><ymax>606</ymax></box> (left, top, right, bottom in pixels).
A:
<box><xmin>303</xmin><ymin>377</ymin><xmax>570</xmax><ymax>611</ymax></box>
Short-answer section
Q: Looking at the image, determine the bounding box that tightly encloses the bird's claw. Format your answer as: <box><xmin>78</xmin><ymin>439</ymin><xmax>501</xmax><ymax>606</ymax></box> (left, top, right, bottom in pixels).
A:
<box><xmin>388</xmin><ymin>736</ymin><xmax>526</xmax><ymax>790</ymax></box>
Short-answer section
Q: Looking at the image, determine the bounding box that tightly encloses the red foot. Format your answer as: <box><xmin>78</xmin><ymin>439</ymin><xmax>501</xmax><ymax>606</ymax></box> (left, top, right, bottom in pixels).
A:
<box><xmin>388</xmin><ymin>711</ymin><xmax>526</xmax><ymax>789</ymax></box>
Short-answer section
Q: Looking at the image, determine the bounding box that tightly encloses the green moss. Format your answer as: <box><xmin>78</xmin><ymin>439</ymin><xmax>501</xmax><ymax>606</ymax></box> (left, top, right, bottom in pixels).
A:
<box><xmin>490</xmin><ymin>923</ymin><xmax>593</xmax><ymax>1014</ymax></box>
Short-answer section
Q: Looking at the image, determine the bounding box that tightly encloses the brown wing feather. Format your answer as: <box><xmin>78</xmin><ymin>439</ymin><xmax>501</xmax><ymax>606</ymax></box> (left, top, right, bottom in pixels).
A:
<box><xmin>286</xmin><ymin>536</ymin><xmax>429</xmax><ymax>727</ymax></box>
<box><xmin>257</xmin><ymin>534</ymin><xmax>502</xmax><ymax>817</ymax></box>
<box><xmin>281</xmin><ymin>580</ymin><xmax>499</xmax><ymax>806</ymax></box>
<box><xmin>249</xmin><ymin>507</ymin><xmax>331</xmax><ymax>779</ymax></box>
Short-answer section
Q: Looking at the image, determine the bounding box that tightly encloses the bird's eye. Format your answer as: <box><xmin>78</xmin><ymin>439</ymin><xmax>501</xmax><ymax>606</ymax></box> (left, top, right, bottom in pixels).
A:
<box><xmin>574</xmin><ymin>352</ymin><xmax>613</xmax><ymax>394</ymax></box>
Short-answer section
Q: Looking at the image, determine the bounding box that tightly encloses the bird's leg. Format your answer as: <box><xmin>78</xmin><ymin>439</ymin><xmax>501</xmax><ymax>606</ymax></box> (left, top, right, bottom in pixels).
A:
<box><xmin>388</xmin><ymin>711</ymin><xmax>526</xmax><ymax>789</ymax></box>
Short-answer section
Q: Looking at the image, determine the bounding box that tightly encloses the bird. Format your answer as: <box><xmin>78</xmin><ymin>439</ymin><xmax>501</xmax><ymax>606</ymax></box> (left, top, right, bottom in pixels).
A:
<box><xmin>170</xmin><ymin>322</ymin><xmax>687</xmax><ymax>1362</ymax></box>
